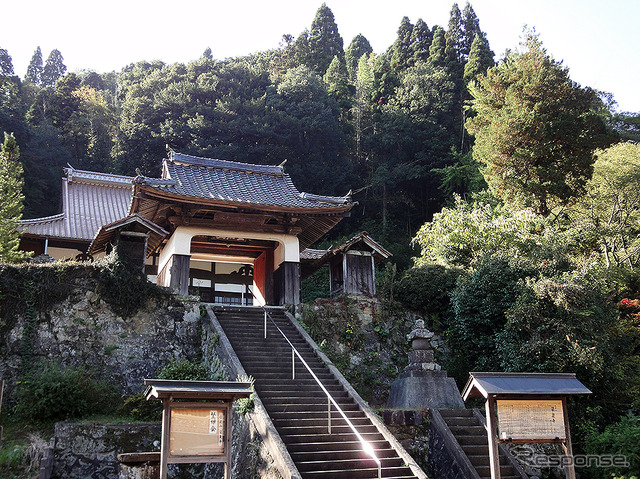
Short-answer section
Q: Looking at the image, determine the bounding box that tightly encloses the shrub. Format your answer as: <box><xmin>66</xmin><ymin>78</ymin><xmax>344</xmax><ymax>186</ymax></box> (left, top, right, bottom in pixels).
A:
<box><xmin>301</xmin><ymin>267</ymin><xmax>330</xmax><ymax>303</ymax></box>
<box><xmin>157</xmin><ymin>358</ymin><xmax>210</xmax><ymax>381</ymax></box>
<box><xmin>447</xmin><ymin>255</ymin><xmax>533</xmax><ymax>377</ymax></box>
<box><xmin>118</xmin><ymin>393</ymin><xmax>162</xmax><ymax>421</ymax></box>
<box><xmin>96</xmin><ymin>250</ymin><xmax>161</xmax><ymax>318</ymax></box>
<box><xmin>585</xmin><ymin>414</ymin><xmax>640</xmax><ymax>479</ymax></box>
<box><xmin>233</xmin><ymin>375</ymin><xmax>255</xmax><ymax>415</ymax></box>
<box><xmin>14</xmin><ymin>360</ymin><xmax>116</xmax><ymax>422</ymax></box>
<box><xmin>395</xmin><ymin>264</ymin><xmax>465</xmax><ymax>330</ymax></box>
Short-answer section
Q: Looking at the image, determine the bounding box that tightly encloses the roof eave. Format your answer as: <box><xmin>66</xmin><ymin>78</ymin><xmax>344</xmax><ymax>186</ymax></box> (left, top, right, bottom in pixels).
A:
<box><xmin>133</xmin><ymin>185</ymin><xmax>354</xmax><ymax>216</ymax></box>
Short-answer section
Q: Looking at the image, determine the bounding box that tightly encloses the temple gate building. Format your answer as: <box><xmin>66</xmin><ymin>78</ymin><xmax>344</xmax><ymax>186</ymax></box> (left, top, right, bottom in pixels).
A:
<box><xmin>19</xmin><ymin>152</ymin><xmax>355</xmax><ymax>306</ymax></box>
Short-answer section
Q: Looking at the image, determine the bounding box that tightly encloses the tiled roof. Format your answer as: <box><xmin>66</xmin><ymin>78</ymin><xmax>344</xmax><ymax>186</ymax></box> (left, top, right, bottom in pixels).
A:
<box><xmin>300</xmin><ymin>248</ymin><xmax>330</xmax><ymax>261</ymax></box>
<box><xmin>301</xmin><ymin>232</ymin><xmax>391</xmax><ymax>265</ymax></box>
<box><xmin>133</xmin><ymin>152</ymin><xmax>352</xmax><ymax>210</ymax></box>
<box><xmin>20</xmin><ymin>167</ymin><xmax>133</xmax><ymax>241</ymax></box>
<box><xmin>89</xmin><ymin>214</ymin><xmax>168</xmax><ymax>256</ymax></box>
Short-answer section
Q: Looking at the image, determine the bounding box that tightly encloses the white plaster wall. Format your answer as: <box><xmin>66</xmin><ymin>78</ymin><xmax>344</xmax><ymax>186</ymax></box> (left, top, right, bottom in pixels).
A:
<box><xmin>157</xmin><ymin>226</ymin><xmax>300</xmax><ymax>274</ymax></box>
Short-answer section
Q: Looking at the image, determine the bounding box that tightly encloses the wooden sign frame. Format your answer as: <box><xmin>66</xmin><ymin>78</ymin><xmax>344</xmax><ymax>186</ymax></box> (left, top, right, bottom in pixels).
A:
<box><xmin>485</xmin><ymin>396</ymin><xmax>575</xmax><ymax>479</ymax></box>
<box><xmin>161</xmin><ymin>401</ymin><xmax>232</xmax><ymax>478</ymax></box>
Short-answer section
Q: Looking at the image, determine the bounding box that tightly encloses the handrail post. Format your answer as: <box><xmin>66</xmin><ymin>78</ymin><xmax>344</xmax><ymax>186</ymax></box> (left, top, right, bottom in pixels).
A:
<box><xmin>292</xmin><ymin>348</ymin><xmax>295</xmax><ymax>380</ymax></box>
<box><xmin>264</xmin><ymin>309</ymin><xmax>267</xmax><ymax>339</ymax></box>
<box><xmin>328</xmin><ymin>397</ymin><xmax>332</xmax><ymax>434</ymax></box>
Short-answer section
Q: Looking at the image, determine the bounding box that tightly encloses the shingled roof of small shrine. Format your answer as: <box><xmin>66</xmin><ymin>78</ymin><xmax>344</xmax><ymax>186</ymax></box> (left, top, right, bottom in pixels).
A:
<box><xmin>133</xmin><ymin>152</ymin><xmax>352</xmax><ymax>210</ymax></box>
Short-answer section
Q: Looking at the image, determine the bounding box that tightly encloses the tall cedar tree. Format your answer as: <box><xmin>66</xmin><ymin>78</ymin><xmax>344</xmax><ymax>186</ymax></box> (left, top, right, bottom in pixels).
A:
<box><xmin>461</xmin><ymin>2</ymin><xmax>481</xmax><ymax>60</ymax></box>
<box><xmin>389</xmin><ymin>17</ymin><xmax>414</xmax><ymax>71</ymax></box>
<box><xmin>445</xmin><ymin>3</ymin><xmax>464</xmax><ymax>62</ymax></box>
<box><xmin>25</xmin><ymin>47</ymin><xmax>43</xmax><ymax>85</ymax></box>
<box><xmin>463</xmin><ymin>33</ymin><xmax>494</xmax><ymax>84</ymax></box>
<box><xmin>429</xmin><ymin>26</ymin><xmax>447</xmax><ymax>66</ymax></box>
<box><xmin>466</xmin><ymin>32</ymin><xmax>615</xmax><ymax>216</ymax></box>
<box><xmin>344</xmin><ymin>34</ymin><xmax>372</xmax><ymax>80</ymax></box>
<box><xmin>0</xmin><ymin>133</ymin><xmax>30</xmax><ymax>262</ymax></box>
<box><xmin>41</xmin><ymin>49</ymin><xmax>67</xmax><ymax>87</ymax></box>
<box><xmin>307</xmin><ymin>4</ymin><xmax>344</xmax><ymax>75</ymax></box>
<box><xmin>323</xmin><ymin>55</ymin><xmax>353</xmax><ymax>113</ymax></box>
<box><xmin>410</xmin><ymin>19</ymin><xmax>433</xmax><ymax>65</ymax></box>
<box><xmin>0</xmin><ymin>48</ymin><xmax>14</xmax><ymax>75</ymax></box>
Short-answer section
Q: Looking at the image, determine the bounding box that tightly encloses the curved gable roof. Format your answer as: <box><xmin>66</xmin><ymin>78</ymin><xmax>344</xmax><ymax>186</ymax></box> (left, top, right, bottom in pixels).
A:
<box><xmin>133</xmin><ymin>152</ymin><xmax>352</xmax><ymax>211</ymax></box>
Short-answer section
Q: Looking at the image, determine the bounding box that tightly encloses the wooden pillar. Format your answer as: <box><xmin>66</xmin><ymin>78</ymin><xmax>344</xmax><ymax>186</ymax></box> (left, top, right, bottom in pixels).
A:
<box><xmin>562</xmin><ymin>397</ymin><xmax>576</xmax><ymax>479</ymax></box>
<box><xmin>160</xmin><ymin>398</ymin><xmax>170</xmax><ymax>479</ymax></box>
<box><xmin>485</xmin><ymin>397</ymin><xmax>501</xmax><ymax>479</ymax></box>
<box><xmin>275</xmin><ymin>262</ymin><xmax>300</xmax><ymax>305</ymax></box>
<box><xmin>158</xmin><ymin>254</ymin><xmax>191</xmax><ymax>295</ymax></box>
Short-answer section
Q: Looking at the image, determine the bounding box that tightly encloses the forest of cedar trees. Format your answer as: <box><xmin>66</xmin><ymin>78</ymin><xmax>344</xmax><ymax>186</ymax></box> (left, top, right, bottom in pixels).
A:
<box><xmin>1</xmin><ymin>2</ymin><xmax>640</xmax><ymax>476</ymax></box>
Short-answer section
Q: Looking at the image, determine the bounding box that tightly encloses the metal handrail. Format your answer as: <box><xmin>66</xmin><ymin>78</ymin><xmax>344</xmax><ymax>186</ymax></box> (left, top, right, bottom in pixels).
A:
<box><xmin>262</xmin><ymin>308</ymin><xmax>382</xmax><ymax>479</ymax></box>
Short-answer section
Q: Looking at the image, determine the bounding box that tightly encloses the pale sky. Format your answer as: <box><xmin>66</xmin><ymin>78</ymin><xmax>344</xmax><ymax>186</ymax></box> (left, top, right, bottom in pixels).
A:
<box><xmin>3</xmin><ymin>0</ymin><xmax>639</xmax><ymax>112</ymax></box>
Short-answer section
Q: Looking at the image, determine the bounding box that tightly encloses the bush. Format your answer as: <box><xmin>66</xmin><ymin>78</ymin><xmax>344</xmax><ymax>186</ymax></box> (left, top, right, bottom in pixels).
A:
<box><xmin>585</xmin><ymin>414</ymin><xmax>640</xmax><ymax>479</ymax></box>
<box><xmin>301</xmin><ymin>267</ymin><xmax>330</xmax><ymax>303</ymax></box>
<box><xmin>395</xmin><ymin>264</ymin><xmax>465</xmax><ymax>330</ymax></box>
<box><xmin>445</xmin><ymin>255</ymin><xmax>534</xmax><ymax>383</ymax></box>
<box><xmin>96</xmin><ymin>250</ymin><xmax>161</xmax><ymax>318</ymax></box>
<box><xmin>118</xmin><ymin>393</ymin><xmax>162</xmax><ymax>421</ymax></box>
<box><xmin>14</xmin><ymin>360</ymin><xmax>116</xmax><ymax>422</ymax></box>
<box><xmin>157</xmin><ymin>358</ymin><xmax>210</xmax><ymax>381</ymax></box>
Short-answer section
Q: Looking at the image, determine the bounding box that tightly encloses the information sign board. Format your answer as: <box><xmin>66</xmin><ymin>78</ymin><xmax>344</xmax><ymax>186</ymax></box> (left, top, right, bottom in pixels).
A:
<box><xmin>169</xmin><ymin>408</ymin><xmax>226</xmax><ymax>456</ymax></box>
<box><xmin>496</xmin><ymin>399</ymin><xmax>565</xmax><ymax>441</ymax></box>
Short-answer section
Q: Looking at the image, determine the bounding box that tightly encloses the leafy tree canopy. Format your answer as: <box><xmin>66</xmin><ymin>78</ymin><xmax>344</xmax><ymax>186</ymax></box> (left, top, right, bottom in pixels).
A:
<box><xmin>466</xmin><ymin>31</ymin><xmax>615</xmax><ymax>216</ymax></box>
<box><xmin>0</xmin><ymin>133</ymin><xmax>30</xmax><ymax>262</ymax></box>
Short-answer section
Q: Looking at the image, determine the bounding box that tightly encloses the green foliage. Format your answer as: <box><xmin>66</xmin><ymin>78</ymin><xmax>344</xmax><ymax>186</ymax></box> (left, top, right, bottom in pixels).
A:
<box><xmin>432</xmin><ymin>149</ymin><xmax>487</xmax><ymax>197</ymax></box>
<box><xmin>118</xmin><ymin>393</ymin><xmax>162</xmax><ymax>421</ymax></box>
<box><xmin>158</xmin><ymin>358</ymin><xmax>210</xmax><ymax>381</ymax></box>
<box><xmin>395</xmin><ymin>264</ymin><xmax>465</xmax><ymax>330</ymax></box>
<box><xmin>96</xmin><ymin>249</ymin><xmax>161</xmax><ymax>318</ymax></box>
<box><xmin>447</xmin><ymin>255</ymin><xmax>532</xmax><ymax>376</ymax></box>
<box><xmin>0</xmin><ymin>133</ymin><xmax>31</xmax><ymax>263</ymax></box>
<box><xmin>585</xmin><ymin>414</ymin><xmax>640</xmax><ymax>478</ymax></box>
<box><xmin>41</xmin><ymin>49</ymin><xmax>66</xmax><ymax>87</ymax></box>
<box><xmin>14</xmin><ymin>359</ymin><xmax>117</xmax><ymax>423</ymax></box>
<box><xmin>466</xmin><ymin>30</ymin><xmax>614</xmax><ymax>216</ymax></box>
<box><xmin>233</xmin><ymin>375</ymin><xmax>255</xmax><ymax>415</ymax></box>
<box><xmin>0</xmin><ymin>48</ymin><xmax>14</xmax><ymax>75</ymax></box>
<box><xmin>301</xmin><ymin>297</ymin><xmax>365</xmax><ymax>351</ymax></box>
<box><xmin>344</xmin><ymin>34</ymin><xmax>372</xmax><ymax>80</ymax></box>
<box><xmin>498</xmin><ymin>278</ymin><xmax>616</xmax><ymax>374</ymax></box>
<box><xmin>0</xmin><ymin>441</ymin><xmax>28</xmax><ymax>479</ymax></box>
<box><xmin>301</xmin><ymin>267</ymin><xmax>330</xmax><ymax>303</ymax></box>
<box><xmin>463</xmin><ymin>33</ymin><xmax>494</xmax><ymax>84</ymax></box>
<box><xmin>25</xmin><ymin>47</ymin><xmax>43</xmax><ymax>86</ymax></box>
<box><xmin>413</xmin><ymin>194</ymin><xmax>571</xmax><ymax>270</ymax></box>
<box><xmin>568</xmin><ymin>142</ymin><xmax>640</xmax><ymax>269</ymax></box>
<box><xmin>306</xmin><ymin>3</ymin><xmax>344</xmax><ymax>75</ymax></box>
<box><xmin>389</xmin><ymin>17</ymin><xmax>414</xmax><ymax>71</ymax></box>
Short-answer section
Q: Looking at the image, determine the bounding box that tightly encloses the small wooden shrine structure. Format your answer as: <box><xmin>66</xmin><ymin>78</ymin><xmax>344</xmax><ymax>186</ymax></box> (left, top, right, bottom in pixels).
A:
<box><xmin>462</xmin><ymin>372</ymin><xmax>592</xmax><ymax>479</ymax></box>
<box><xmin>301</xmin><ymin>232</ymin><xmax>391</xmax><ymax>297</ymax></box>
<box><xmin>144</xmin><ymin>379</ymin><xmax>252</xmax><ymax>479</ymax></box>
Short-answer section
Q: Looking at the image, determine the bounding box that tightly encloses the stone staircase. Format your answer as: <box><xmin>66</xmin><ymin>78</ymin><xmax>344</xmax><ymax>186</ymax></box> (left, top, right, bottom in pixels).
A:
<box><xmin>438</xmin><ymin>409</ymin><xmax>528</xmax><ymax>479</ymax></box>
<box><xmin>213</xmin><ymin>306</ymin><xmax>419</xmax><ymax>479</ymax></box>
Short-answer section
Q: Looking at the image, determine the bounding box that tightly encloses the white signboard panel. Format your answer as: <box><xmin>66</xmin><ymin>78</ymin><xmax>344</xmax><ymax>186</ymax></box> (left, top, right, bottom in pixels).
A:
<box><xmin>496</xmin><ymin>399</ymin><xmax>565</xmax><ymax>441</ymax></box>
